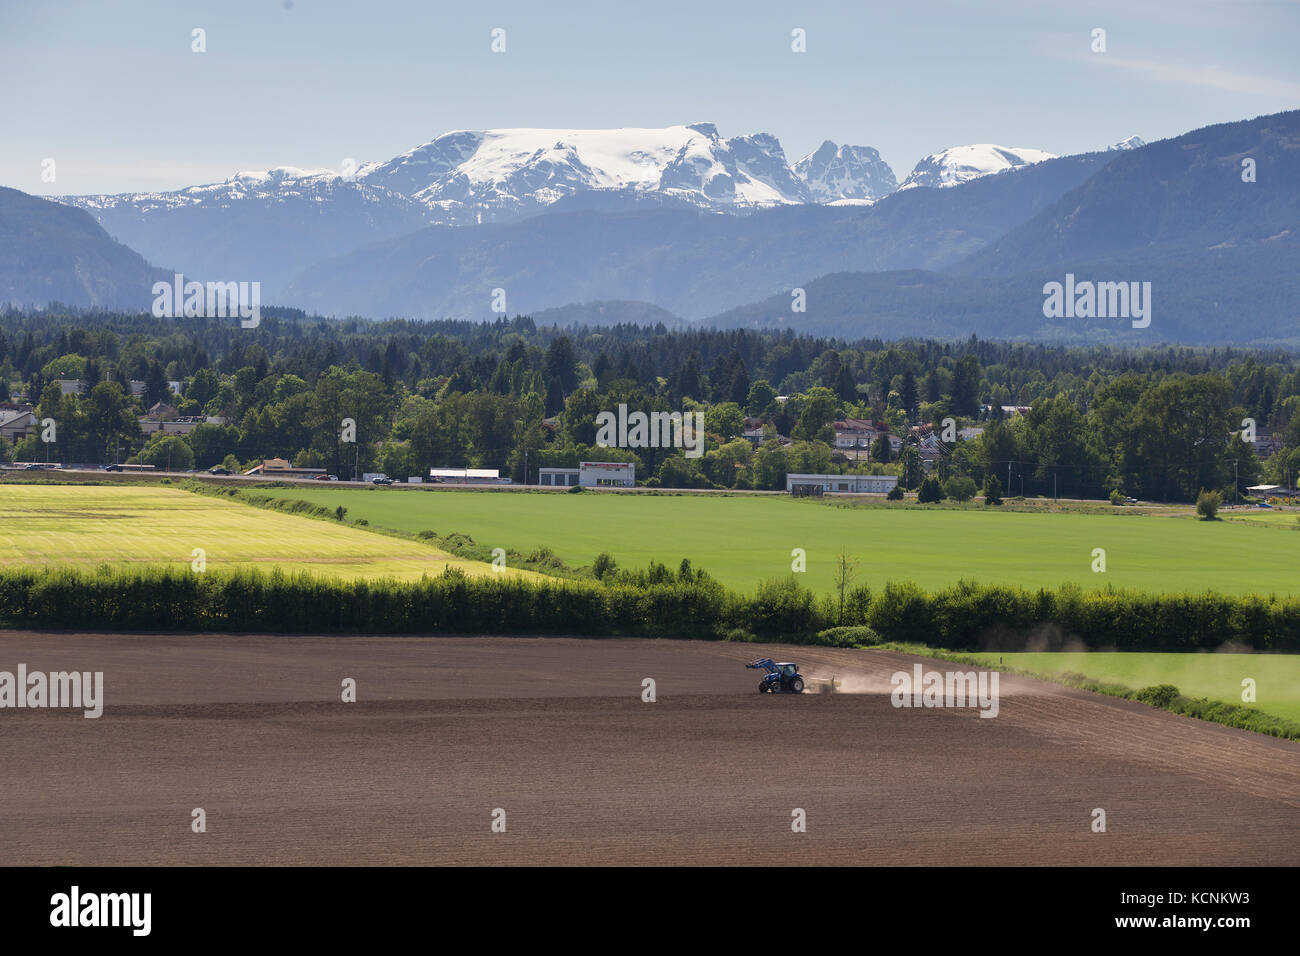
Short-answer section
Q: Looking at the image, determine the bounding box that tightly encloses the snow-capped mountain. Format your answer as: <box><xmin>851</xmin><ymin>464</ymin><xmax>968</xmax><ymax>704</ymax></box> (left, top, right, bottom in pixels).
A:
<box><xmin>1108</xmin><ymin>135</ymin><xmax>1146</xmax><ymax>151</ymax></box>
<box><xmin>52</xmin><ymin>125</ymin><xmax>1142</xmax><ymax>298</ymax></box>
<box><xmin>69</xmin><ymin>165</ymin><xmax>416</xmax><ymax>217</ymax></box>
<box><xmin>897</xmin><ymin>144</ymin><xmax>1057</xmax><ymax>191</ymax></box>
<box><xmin>792</xmin><ymin>141</ymin><xmax>898</xmax><ymax>203</ymax></box>
<box><xmin>356</xmin><ymin>123</ymin><xmax>811</xmax><ymax>220</ymax></box>
<box><xmin>64</xmin><ymin>124</ymin><xmax>828</xmax><ymax>240</ymax></box>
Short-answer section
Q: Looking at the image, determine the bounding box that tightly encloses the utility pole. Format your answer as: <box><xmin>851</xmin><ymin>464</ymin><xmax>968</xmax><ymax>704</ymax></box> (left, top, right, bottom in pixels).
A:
<box><xmin>524</xmin><ymin>447</ymin><xmax>529</xmax><ymax>486</ymax></box>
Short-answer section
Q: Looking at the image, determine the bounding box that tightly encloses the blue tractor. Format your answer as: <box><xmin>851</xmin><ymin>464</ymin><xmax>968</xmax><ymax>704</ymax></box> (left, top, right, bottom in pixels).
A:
<box><xmin>747</xmin><ymin>658</ymin><xmax>805</xmax><ymax>694</ymax></box>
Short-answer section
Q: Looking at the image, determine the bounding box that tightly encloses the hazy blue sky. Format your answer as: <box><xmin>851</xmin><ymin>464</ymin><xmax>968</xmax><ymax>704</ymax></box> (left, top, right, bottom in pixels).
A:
<box><xmin>3</xmin><ymin>0</ymin><xmax>1297</xmax><ymax>195</ymax></box>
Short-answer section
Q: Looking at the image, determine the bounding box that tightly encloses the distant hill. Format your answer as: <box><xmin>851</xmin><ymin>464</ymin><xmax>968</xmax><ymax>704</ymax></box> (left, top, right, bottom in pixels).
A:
<box><xmin>0</xmin><ymin>186</ymin><xmax>167</xmax><ymax>310</ymax></box>
<box><xmin>705</xmin><ymin>111</ymin><xmax>1300</xmax><ymax>345</ymax></box>
<box><xmin>959</xmin><ymin>110</ymin><xmax>1300</xmax><ymax>276</ymax></box>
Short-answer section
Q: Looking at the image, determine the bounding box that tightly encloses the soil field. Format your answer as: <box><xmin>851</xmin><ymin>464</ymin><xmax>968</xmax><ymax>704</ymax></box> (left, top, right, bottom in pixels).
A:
<box><xmin>0</xmin><ymin>633</ymin><xmax>1295</xmax><ymax>866</ymax></box>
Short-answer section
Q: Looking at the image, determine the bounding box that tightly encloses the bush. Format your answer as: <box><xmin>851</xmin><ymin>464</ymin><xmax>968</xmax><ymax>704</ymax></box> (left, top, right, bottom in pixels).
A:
<box><xmin>943</xmin><ymin>476</ymin><xmax>978</xmax><ymax>502</ymax></box>
<box><xmin>815</xmin><ymin>625</ymin><xmax>883</xmax><ymax>647</ymax></box>
<box><xmin>750</xmin><ymin>576</ymin><xmax>824</xmax><ymax>639</ymax></box>
<box><xmin>591</xmin><ymin>551</ymin><xmax>617</xmax><ymax>580</ymax></box>
<box><xmin>984</xmin><ymin>474</ymin><xmax>1004</xmax><ymax>506</ymax></box>
<box><xmin>917</xmin><ymin>476</ymin><xmax>944</xmax><ymax>503</ymax></box>
<box><xmin>1133</xmin><ymin>684</ymin><xmax>1181</xmax><ymax>708</ymax></box>
<box><xmin>5</xmin><ymin>566</ymin><xmax>1300</xmax><ymax>654</ymax></box>
<box><xmin>1196</xmin><ymin>489</ymin><xmax>1221</xmax><ymax>520</ymax></box>
<box><xmin>886</xmin><ymin>484</ymin><xmax>904</xmax><ymax>501</ymax></box>
<box><xmin>567</xmin><ymin>485</ymin><xmax>585</xmax><ymax>494</ymax></box>
<box><xmin>1109</xmin><ymin>489</ymin><xmax>1125</xmax><ymax>506</ymax></box>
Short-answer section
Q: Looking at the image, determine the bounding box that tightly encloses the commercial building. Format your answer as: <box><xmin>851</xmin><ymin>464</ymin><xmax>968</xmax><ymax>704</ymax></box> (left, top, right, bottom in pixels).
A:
<box><xmin>428</xmin><ymin>468</ymin><xmax>507</xmax><ymax>484</ymax></box>
<box><xmin>538</xmin><ymin>461</ymin><xmax>636</xmax><ymax>488</ymax></box>
<box><xmin>242</xmin><ymin>457</ymin><xmax>326</xmax><ymax>478</ymax></box>
<box><xmin>786</xmin><ymin>473</ymin><xmax>899</xmax><ymax>495</ymax></box>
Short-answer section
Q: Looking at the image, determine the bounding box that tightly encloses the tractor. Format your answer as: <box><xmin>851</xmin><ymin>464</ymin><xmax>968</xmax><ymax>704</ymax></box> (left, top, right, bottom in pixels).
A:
<box><xmin>747</xmin><ymin>658</ymin><xmax>805</xmax><ymax>694</ymax></box>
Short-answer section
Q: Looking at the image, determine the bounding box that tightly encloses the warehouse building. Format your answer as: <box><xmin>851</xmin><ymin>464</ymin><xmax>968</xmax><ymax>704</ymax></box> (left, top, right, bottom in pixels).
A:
<box><xmin>786</xmin><ymin>473</ymin><xmax>899</xmax><ymax>495</ymax></box>
<box><xmin>538</xmin><ymin>461</ymin><xmax>636</xmax><ymax>488</ymax></box>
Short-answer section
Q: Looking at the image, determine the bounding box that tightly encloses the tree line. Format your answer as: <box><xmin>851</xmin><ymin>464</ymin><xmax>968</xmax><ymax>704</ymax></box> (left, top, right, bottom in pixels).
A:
<box><xmin>3</xmin><ymin>309</ymin><xmax>1299</xmax><ymax>501</ymax></box>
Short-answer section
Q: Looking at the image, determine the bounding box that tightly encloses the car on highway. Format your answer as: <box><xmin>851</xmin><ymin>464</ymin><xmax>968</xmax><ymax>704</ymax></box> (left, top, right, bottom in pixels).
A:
<box><xmin>102</xmin><ymin>464</ymin><xmax>123</xmax><ymax>472</ymax></box>
<box><xmin>208</xmin><ymin>467</ymin><xmax>232</xmax><ymax>475</ymax></box>
<box><xmin>371</xmin><ymin>476</ymin><xmax>394</xmax><ymax>485</ymax></box>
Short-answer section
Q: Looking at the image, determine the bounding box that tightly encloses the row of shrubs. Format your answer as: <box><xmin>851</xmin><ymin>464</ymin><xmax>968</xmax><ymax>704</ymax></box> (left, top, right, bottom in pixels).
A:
<box><xmin>2</xmin><ymin>567</ymin><xmax>1298</xmax><ymax>651</ymax></box>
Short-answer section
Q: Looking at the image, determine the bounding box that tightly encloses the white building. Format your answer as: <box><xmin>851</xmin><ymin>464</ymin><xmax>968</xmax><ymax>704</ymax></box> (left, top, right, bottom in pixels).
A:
<box><xmin>429</xmin><ymin>468</ymin><xmax>506</xmax><ymax>484</ymax></box>
<box><xmin>538</xmin><ymin>461</ymin><xmax>636</xmax><ymax>488</ymax></box>
<box><xmin>832</xmin><ymin>419</ymin><xmax>882</xmax><ymax>450</ymax></box>
<box><xmin>786</xmin><ymin>472</ymin><xmax>899</xmax><ymax>494</ymax></box>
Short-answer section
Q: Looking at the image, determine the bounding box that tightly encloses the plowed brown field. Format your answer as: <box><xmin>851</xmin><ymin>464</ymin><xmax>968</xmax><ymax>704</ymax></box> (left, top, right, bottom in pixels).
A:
<box><xmin>0</xmin><ymin>633</ymin><xmax>1295</xmax><ymax>865</ymax></box>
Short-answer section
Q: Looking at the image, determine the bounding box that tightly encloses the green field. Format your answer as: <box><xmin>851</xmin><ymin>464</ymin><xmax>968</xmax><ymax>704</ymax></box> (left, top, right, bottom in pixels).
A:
<box><xmin>0</xmin><ymin>484</ymin><xmax>508</xmax><ymax>581</ymax></box>
<box><xmin>1221</xmin><ymin>508</ymin><xmax>1300</xmax><ymax>530</ymax></box>
<box><xmin>965</xmin><ymin>651</ymin><xmax>1300</xmax><ymax>723</ymax></box>
<box><xmin>257</xmin><ymin>486</ymin><xmax>1300</xmax><ymax>596</ymax></box>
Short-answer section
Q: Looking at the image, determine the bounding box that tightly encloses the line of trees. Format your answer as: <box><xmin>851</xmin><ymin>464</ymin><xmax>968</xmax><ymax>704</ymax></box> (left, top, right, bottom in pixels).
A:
<box><xmin>3</xmin><ymin>310</ymin><xmax>1299</xmax><ymax>501</ymax></box>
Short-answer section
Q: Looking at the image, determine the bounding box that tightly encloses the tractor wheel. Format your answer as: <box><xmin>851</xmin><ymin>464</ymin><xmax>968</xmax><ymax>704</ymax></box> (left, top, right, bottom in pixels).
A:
<box><xmin>758</xmin><ymin>681</ymin><xmax>768</xmax><ymax>693</ymax></box>
<box><xmin>790</xmin><ymin>677</ymin><xmax>805</xmax><ymax>694</ymax></box>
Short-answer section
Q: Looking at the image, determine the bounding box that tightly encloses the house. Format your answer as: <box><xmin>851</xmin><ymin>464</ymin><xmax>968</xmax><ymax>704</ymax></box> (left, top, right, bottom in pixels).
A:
<box><xmin>786</xmin><ymin>473</ymin><xmax>899</xmax><ymax>494</ymax></box>
<box><xmin>981</xmin><ymin>404</ymin><xmax>1032</xmax><ymax>417</ymax></box>
<box><xmin>1250</xmin><ymin>433</ymin><xmax>1284</xmax><ymax>458</ymax></box>
<box><xmin>832</xmin><ymin>418</ymin><xmax>882</xmax><ymax>450</ymax></box>
<box><xmin>909</xmin><ymin>424</ymin><xmax>939</xmax><ymax>449</ymax></box>
<box><xmin>139</xmin><ymin>417</ymin><xmax>204</xmax><ymax>437</ymax></box>
<box><xmin>54</xmin><ymin>379</ymin><xmax>83</xmax><ymax>396</ymax></box>
<box><xmin>538</xmin><ymin>461</ymin><xmax>635</xmax><ymax>488</ymax></box>
<box><xmin>0</xmin><ymin>407</ymin><xmax>37</xmax><ymax>443</ymax></box>
<box><xmin>742</xmin><ymin>416</ymin><xmax>768</xmax><ymax>445</ymax></box>
<box><xmin>1247</xmin><ymin>484</ymin><xmax>1300</xmax><ymax>499</ymax></box>
<box><xmin>147</xmin><ymin>402</ymin><xmax>179</xmax><ymax>420</ymax></box>
<box><xmin>957</xmin><ymin>426</ymin><xmax>984</xmax><ymax>441</ymax></box>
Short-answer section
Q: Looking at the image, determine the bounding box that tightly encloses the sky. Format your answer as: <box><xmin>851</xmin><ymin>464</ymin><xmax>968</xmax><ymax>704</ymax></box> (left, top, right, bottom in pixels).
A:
<box><xmin>2</xmin><ymin>0</ymin><xmax>1298</xmax><ymax>196</ymax></box>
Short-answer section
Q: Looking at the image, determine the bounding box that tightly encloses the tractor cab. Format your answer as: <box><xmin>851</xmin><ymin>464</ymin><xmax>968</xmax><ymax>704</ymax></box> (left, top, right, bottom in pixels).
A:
<box><xmin>745</xmin><ymin>658</ymin><xmax>806</xmax><ymax>694</ymax></box>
